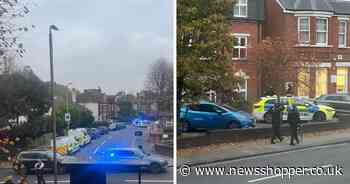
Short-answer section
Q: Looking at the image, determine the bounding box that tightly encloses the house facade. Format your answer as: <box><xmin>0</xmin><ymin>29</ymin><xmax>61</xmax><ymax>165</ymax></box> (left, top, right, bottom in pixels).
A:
<box><xmin>231</xmin><ymin>0</ymin><xmax>350</xmax><ymax>100</ymax></box>
<box><xmin>231</xmin><ymin>0</ymin><xmax>264</xmax><ymax>101</ymax></box>
<box><xmin>264</xmin><ymin>0</ymin><xmax>350</xmax><ymax>98</ymax></box>
<box><xmin>76</xmin><ymin>88</ymin><xmax>118</xmax><ymax>122</ymax></box>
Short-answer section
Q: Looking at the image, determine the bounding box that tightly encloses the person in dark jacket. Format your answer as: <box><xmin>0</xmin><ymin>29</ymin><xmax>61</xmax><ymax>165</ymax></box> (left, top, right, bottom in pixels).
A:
<box><xmin>270</xmin><ymin>100</ymin><xmax>284</xmax><ymax>144</ymax></box>
<box><xmin>287</xmin><ymin>104</ymin><xmax>300</xmax><ymax>146</ymax></box>
<box><xmin>34</xmin><ymin>160</ymin><xmax>46</xmax><ymax>184</ymax></box>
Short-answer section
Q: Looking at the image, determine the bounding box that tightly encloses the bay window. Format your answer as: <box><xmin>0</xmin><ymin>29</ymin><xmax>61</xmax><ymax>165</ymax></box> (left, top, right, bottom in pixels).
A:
<box><xmin>339</xmin><ymin>20</ymin><xmax>348</xmax><ymax>48</ymax></box>
<box><xmin>316</xmin><ymin>18</ymin><xmax>328</xmax><ymax>46</ymax></box>
<box><xmin>298</xmin><ymin>17</ymin><xmax>310</xmax><ymax>44</ymax></box>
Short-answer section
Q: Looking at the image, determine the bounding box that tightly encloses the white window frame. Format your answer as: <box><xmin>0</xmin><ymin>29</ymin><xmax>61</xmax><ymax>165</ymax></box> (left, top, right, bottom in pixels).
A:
<box><xmin>233</xmin><ymin>35</ymin><xmax>248</xmax><ymax>60</ymax></box>
<box><xmin>238</xmin><ymin>79</ymin><xmax>248</xmax><ymax>100</ymax></box>
<box><xmin>298</xmin><ymin>17</ymin><xmax>310</xmax><ymax>44</ymax></box>
<box><xmin>339</xmin><ymin>20</ymin><xmax>348</xmax><ymax>48</ymax></box>
<box><xmin>234</xmin><ymin>0</ymin><xmax>248</xmax><ymax>18</ymax></box>
<box><xmin>316</xmin><ymin>17</ymin><xmax>328</xmax><ymax>46</ymax></box>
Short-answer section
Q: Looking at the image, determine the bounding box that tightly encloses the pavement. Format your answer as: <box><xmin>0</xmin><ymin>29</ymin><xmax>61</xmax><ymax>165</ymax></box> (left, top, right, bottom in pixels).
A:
<box><xmin>0</xmin><ymin>126</ymin><xmax>173</xmax><ymax>184</ymax></box>
<box><xmin>178</xmin><ymin>141</ymin><xmax>350</xmax><ymax>184</ymax></box>
<box><xmin>178</xmin><ymin>127</ymin><xmax>350</xmax><ymax>167</ymax></box>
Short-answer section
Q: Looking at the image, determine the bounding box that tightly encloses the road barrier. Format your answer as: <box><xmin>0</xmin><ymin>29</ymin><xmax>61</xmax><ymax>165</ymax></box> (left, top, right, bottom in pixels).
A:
<box><xmin>178</xmin><ymin>117</ymin><xmax>350</xmax><ymax>149</ymax></box>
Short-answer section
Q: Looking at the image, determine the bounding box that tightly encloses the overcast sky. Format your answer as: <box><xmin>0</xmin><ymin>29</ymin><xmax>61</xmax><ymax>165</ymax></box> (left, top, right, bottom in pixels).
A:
<box><xmin>18</xmin><ymin>0</ymin><xmax>174</xmax><ymax>94</ymax></box>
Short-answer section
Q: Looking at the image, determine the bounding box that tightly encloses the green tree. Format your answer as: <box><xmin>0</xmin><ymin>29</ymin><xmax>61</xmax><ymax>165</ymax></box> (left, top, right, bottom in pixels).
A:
<box><xmin>116</xmin><ymin>92</ymin><xmax>136</xmax><ymax>121</ymax></box>
<box><xmin>0</xmin><ymin>0</ymin><xmax>34</xmax><ymax>59</ymax></box>
<box><xmin>56</xmin><ymin>104</ymin><xmax>94</xmax><ymax>135</ymax></box>
<box><xmin>177</xmin><ymin>0</ymin><xmax>239</xmax><ymax>117</ymax></box>
<box><xmin>0</xmin><ymin>69</ymin><xmax>50</xmax><ymax>129</ymax></box>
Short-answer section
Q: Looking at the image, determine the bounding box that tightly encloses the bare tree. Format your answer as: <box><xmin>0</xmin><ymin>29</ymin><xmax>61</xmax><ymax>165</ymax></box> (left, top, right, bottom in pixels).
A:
<box><xmin>146</xmin><ymin>58</ymin><xmax>173</xmax><ymax>114</ymax></box>
<box><xmin>254</xmin><ymin>37</ymin><xmax>320</xmax><ymax>97</ymax></box>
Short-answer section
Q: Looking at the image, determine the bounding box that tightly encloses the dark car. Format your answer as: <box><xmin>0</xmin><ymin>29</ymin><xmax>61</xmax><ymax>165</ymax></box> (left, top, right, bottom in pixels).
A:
<box><xmin>95</xmin><ymin>148</ymin><xmax>168</xmax><ymax>173</ymax></box>
<box><xmin>180</xmin><ymin>101</ymin><xmax>256</xmax><ymax>132</ymax></box>
<box><xmin>315</xmin><ymin>94</ymin><xmax>350</xmax><ymax>115</ymax></box>
<box><xmin>98</xmin><ymin>126</ymin><xmax>109</xmax><ymax>135</ymax></box>
<box><xmin>87</xmin><ymin>128</ymin><xmax>100</xmax><ymax>140</ymax></box>
<box><xmin>17</xmin><ymin>150</ymin><xmax>74</xmax><ymax>174</ymax></box>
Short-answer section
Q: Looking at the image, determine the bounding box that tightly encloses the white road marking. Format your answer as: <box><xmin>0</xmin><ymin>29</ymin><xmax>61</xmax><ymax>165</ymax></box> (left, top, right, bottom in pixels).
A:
<box><xmin>34</xmin><ymin>181</ymin><xmax>70</xmax><ymax>183</ymax></box>
<box><xmin>248</xmin><ymin>174</ymin><xmax>281</xmax><ymax>183</ymax></box>
<box><xmin>125</xmin><ymin>179</ymin><xmax>173</xmax><ymax>183</ymax></box>
<box><xmin>93</xmin><ymin>140</ymin><xmax>107</xmax><ymax>154</ymax></box>
<box><xmin>199</xmin><ymin>143</ymin><xmax>348</xmax><ymax>167</ymax></box>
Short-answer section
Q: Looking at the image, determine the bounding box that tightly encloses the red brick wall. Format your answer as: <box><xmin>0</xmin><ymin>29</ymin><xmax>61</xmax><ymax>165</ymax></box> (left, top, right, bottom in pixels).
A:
<box><xmin>231</xmin><ymin>21</ymin><xmax>261</xmax><ymax>101</ymax></box>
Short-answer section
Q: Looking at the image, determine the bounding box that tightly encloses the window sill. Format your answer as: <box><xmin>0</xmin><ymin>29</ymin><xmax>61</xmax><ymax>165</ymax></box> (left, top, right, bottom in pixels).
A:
<box><xmin>294</xmin><ymin>44</ymin><xmax>311</xmax><ymax>47</ymax></box>
<box><xmin>311</xmin><ymin>44</ymin><xmax>333</xmax><ymax>48</ymax></box>
<box><xmin>294</xmin><ymin>44</ymin><xmax>333</xmax><ymax>48</ymax></box>
<box><xmin>338</xmin><ymin>46</ymin><xmax>350</xmax><ymax>49</ymax></box>
<box><xmin>232</xmin><ymin>58</ymin><xmax>248</xmax><ymax>61</ymax></box>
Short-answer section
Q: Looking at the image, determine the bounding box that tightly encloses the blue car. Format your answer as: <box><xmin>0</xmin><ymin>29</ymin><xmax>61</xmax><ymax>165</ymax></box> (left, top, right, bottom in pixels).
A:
<box><xmin>180</xmin><ymin>102</ymin><xmax>256</xmax><ymax>131</ymax></box>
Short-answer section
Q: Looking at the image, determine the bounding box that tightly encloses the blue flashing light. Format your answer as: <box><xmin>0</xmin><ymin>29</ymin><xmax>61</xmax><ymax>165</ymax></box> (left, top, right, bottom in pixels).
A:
<box><xmin>110</xmin><ymin>153</ymin><xmax>115</xmax><ymax>157</ymax></box>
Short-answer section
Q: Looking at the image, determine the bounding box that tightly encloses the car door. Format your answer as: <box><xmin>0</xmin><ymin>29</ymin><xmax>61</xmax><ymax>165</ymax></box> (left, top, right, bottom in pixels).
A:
<box><xmin>39</xmin><ymin>153</ymin><xmax>52</xmax><ymax>171</ymax></box>
<box><xmin>115</xmin><ymin>150</ymin><xmax>144</xmax><ymax>165</ymax></box>
<box><xmin>340</xmin><ymin>95</ymin><xmax>350</xmax><ymax>113</ymax></box>
<box><xmin>185</xmin><ymin>104</ymin><xmax>206</xmax><ymax>128</ymax></box>
<box><xmin>322</xmin><ymin>95</ymin><xmax>341</xmax><ymax>110</ymax></box>
<box><xmin>323</xmin><ymin>95</ymin><xmax>345</xmax><ymax>113</ymax></box>
<box><xmin>197</xmin><ymin>104</ymin><xmax>223</xmax><ymax>129</ymax></box>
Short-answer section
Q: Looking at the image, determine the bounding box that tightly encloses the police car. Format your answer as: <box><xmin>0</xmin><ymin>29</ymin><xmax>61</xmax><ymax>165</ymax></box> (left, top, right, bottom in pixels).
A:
<box><xmin>252</xmin><ymin>96</ymin><xmax>336</xmax><ymax>123</ymax></box>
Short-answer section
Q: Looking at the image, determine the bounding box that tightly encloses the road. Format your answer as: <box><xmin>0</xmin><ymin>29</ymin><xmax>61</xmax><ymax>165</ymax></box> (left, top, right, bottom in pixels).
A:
<box><xmin>0</xmin><ymin>126</ymin><xmax>173</xmax><ymax>184</ymax></box>
<box><xmin>178</xmin><ymin>142</ymin><xmax>350</xmax><ymax>184</ymax></box>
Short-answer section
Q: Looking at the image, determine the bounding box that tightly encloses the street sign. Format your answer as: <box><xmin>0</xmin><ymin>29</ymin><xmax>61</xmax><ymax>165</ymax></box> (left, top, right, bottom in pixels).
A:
<box><xmin>65</xmin><ymin>113</ymin><xmax>71</xmax><ymax>122</ymax></box>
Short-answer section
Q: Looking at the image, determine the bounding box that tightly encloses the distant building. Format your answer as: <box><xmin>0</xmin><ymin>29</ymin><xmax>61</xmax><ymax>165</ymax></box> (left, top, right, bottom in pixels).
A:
<box><xmin>136</xmin><ymin>90</ymin><xmax>158</xmax><ymax>114</ymax></box>
<box><xmin>76</xmin><ymin>88</ymin><xmax>118</xmax><ymax>121</ymax></box>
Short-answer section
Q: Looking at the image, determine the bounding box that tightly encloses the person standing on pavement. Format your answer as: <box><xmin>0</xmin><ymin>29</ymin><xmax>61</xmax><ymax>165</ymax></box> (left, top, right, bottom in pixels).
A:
<box><xmin>34</xmin><ymin>160</ymin><xmax>46</xmax><ymax>184</ymax></box>
<box><xmin>271</xmin><ymin>98</ymin><xmax>284</xmax><ymax>144</ymax></box>
<box><xmin>287</xmin><ymin>104</ymin><xmax>300</xmax><ymax>146</ymax></box>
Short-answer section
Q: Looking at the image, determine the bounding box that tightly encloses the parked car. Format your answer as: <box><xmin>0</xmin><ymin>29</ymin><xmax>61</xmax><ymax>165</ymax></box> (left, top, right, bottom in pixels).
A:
<box><xmin>179</xmin><ymin>101</ymin><xmax>256</xmax><ymax>132</ymax></box>
<box><xmin>252</xmin><ymin>96</ymin><xmax>335</xmax><ymax>123</ymax></box>
<box><xmin>51</xmin><ymin>136</ymin><xmax>79</xmax><ymax>155</ymax></box>
<box><xmin>17</xmin><ymin>150</ymin><xmax>74</xmax><ymax>174</ymax></box>
<box><xmin>116</xmin><ymin>122</ymin><xmax>127</xmax><ymax>130</ymax></box>
<box><xmin>98</xmin><ymin>126</ymin><xmax>109</xmax><ymax>135</ymax></box>
<box><xmin>95</xmin><ymin>148</ymin><xmax>168</xmax><ymax>173</ymax></box>
<box><xmin>87</xmin><ymin>128</ymin><xmax>100</xmax><ymax>140</ymax></box>
<box><xmin>315</xmin><ymin>94</ymin><xmax>350</xmax><ymax>115</ymax></box>
<box><xmin>109</xmin><ymin>123</ymin><xmax>118</xmax><ymax>131</ymax></box>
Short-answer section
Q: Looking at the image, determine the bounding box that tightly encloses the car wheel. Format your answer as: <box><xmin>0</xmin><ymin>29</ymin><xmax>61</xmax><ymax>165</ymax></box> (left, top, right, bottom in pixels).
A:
<box><xmin>149</xmin><ymin>163</ymin><xmax>162</xmax><ymax>174</ymax></box>
<box><xmin>313</xmin><ymin>112</ymin><xmax>326</xmax><ymax>121</ymax></box>
<box><xmin>181</xmin><ymin>121</ymin><xmax>191</xmax><ymax>132</ymax></box>
<box><xmin>264</xmin><ymin>113</ymin><xmax>273</xmax><ymax>123</ymax></box>
<box><xmin>227</xmin><ymin>121</ymin><xmax>239</xmax><ymax>129</ymax></box>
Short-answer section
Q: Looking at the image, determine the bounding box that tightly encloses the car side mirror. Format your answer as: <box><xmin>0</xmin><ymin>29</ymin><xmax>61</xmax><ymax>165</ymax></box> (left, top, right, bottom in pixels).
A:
<box><xmin>216</xmin><ymin>111</ymin><xmax>223</xmax><ymax>115</ymax></box>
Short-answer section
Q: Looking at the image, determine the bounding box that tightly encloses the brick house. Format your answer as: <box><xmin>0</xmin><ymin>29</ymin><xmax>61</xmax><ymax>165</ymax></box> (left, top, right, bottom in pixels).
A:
<box><xmin>230</xmin><ymin>0</ymin><xmax>264</xmax><ymax>101</ymax></box>
<box><xmin>76</xmin><ymin>88</ymin><xmax>118</xmax><ymax>121</ymax></box>
<box><xmin>264</xmin><ymin>0</ymin><xmax>350</xmax><ymax>98</ymax></box>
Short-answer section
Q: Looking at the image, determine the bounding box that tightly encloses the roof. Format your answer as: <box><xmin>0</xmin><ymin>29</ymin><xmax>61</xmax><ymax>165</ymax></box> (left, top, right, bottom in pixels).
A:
<box><xmin>278</xmin><ymin>0</ymin><xmax>350</xmax><ymax>15</ymax></box>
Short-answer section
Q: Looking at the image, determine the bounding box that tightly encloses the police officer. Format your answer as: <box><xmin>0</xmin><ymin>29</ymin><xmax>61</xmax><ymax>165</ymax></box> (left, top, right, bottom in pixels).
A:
<box><xmin>34</xmin><ymin>160</ymin><xmax>46</xmax><ymax>184</ymax></box>
<box><xmin>271</xmin><ymin>99</ymin><xmax>284</xmax><ymax>144</ymax></box>
<box><xmin>287</xmin><ymin>104</ymin><xmax>300</xmax><ymax>146</ymax></box>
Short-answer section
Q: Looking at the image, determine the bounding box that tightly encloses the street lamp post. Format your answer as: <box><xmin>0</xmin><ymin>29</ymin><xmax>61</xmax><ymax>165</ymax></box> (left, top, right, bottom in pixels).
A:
<box><xmin>66</xmin><ymin>82</ymin><xmax>72</xmax><ymax>134</ymax></box>
<box><xmin>49</xmin><ymin>24</ymin><xmax>59</xmax><ymax>184</ymax></box>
